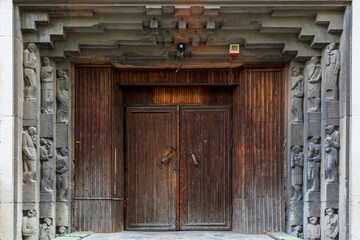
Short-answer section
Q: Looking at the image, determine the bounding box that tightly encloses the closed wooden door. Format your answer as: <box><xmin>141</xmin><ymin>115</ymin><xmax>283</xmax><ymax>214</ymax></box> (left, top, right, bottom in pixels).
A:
<box><xmin>125</xmin><ymin>107</ymin><xmax>177</xmax><ymax>230</ymax></box>
<box><xmin>180</xmin><ymin>106</ymin><xmax>231</xmax><ymax>230</ymax></box>
<box><xmin>125</xmin><ymin>105</ymin><xmax>231</xmax><ymax>230</ymax></box>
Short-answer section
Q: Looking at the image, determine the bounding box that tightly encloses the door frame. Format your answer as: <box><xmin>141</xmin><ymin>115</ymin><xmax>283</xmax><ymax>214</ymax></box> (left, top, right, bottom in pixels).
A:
<box><xmin>123</xmin><ymin>104</ymin><xmax>233</xmax><ymax>231</ymax></box>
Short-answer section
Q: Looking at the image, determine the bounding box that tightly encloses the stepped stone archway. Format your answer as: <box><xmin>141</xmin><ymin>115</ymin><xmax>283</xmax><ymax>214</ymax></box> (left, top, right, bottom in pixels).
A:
<box><xmin>13</xmin><ymin>1</ymin><xmax>351</xmax><ymax>240</ymax></box>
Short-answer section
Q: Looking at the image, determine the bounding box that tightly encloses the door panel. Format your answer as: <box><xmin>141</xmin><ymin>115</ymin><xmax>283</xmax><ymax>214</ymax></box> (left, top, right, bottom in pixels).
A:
<box><xmin>125</xmin><ymin>107</ymin><xmax>177</xmax><ymax>230</ymax></box>
<box><xmin>180</xmin><ymin>107</ymin><xmax>231</xmax><ymax>230</ymax></box>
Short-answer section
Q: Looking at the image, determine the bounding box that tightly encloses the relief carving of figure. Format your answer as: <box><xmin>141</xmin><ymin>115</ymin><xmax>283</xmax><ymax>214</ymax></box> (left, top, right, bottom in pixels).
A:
<box><xmin>22</xmin><ymin>127</ymin><xmax>37</xmax><ymax>183</ymax></box>
<box><xmin>325</xmin><ymin>125</ymin><xmax>340</xmax><ymax>182</ymax></box>
<box><xmin>291</xmin><ymin>67</ymin><xmax>304</xmax><ymax>123</ymax></box>
<box><xmin>307</xmin><ymin>57</ymin><xmax>322</xmax><ymax>112</ymax></box>
<box><xmin>291</xmin><ymin>225</ymin><xmax>304</xmax><ymax>239</ymax></box>
<box><xmin>39</xmin><ymin>218</ymin><xmax>53</xmax><ymax>240</ymax></box>
<box><xmin>40</xmin><ymin>138</ymin><xmax>53</xmax><ymax>192</ymax></box>
<box><xmin>290</xmin><ymin>146</ymin><xmax>304</xmax><ymax>201</ymax></box>
<box><xmin>41</xmin><ymin>57</ymin><xmax>54</xmax><ymax>114</ymax></box>
<box><xmin>307</xmin><ymin>217</ymin><xmax>321</xmax><ymax>240</ymax></box>
<box><xmin>324</xmin><ymin>208</ymin><xmax>339</xmax><ymax>240</ymax></box>
<box><xmin>56</xmin><ymin>226</ymin><xmax>67</xmax><ymax>237</ymax></box>
<box><xmin>56</xmin><ymin>70</ymin><xmax>69</xmax><ymax>124</ymax></box>
<box><xmin>56</xmin><ymin>148</ymin><xmax>69</xmax><ymax>201</ymax></box>
<box><xmin>325</xmin><ymin>43</ymin><xmax>341</xmax><ymax>101</ymax></box>
<box><xmin>308</xmin><ymin>136</ymin><xmax>321</xmax><ymax>192</ymax></box>
<box><xmin>23</xmin><ymin>43</ymin><xmax>38</xmax><ymax>102</ymax></box>
<box><xmin>22</xmin><ymin>210</ymin><xmax>37</xmax><ymax>240</ymax></box>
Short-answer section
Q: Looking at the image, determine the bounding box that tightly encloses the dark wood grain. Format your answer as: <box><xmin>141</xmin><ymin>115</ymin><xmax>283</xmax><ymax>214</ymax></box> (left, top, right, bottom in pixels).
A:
<box><xmin>74</xmin><ymin>66</ymin><xmax>123</xmax><ymax>233</ymax></box>
<box><xmin>180</xmin><ymin>106</ymin><xmax>231</xmax><ymax>230</ymax></box>
<box><xmin>125</xmin><ymin>107</ymin><xmax>177</xmax><ymax>230</ymax></box>
<box><xmin>232</xmin><ymin>67</ymin><xmax>285</xmax><ymax>234</ymax></box>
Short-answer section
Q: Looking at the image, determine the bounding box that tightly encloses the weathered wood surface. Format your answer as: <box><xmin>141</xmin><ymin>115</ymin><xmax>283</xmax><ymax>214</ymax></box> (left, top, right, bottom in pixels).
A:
<box><xmin>74</xmin><ymin>66</ymin><xmax>123</xmax><ymax>232</ymax></box>
<box><xmin>180</xmin><ymin>106</ymin><xmax>231</xmax><ymax>230</ymax></box>
<box><xmin>232</xmin><ymin>67</ymin><xmax>286</xmax><ymax>234</ymax></box>
<box><xmin>125</xmin><ymin>107</ymin><xmax>177</xmax><ymax>230</ymax></box>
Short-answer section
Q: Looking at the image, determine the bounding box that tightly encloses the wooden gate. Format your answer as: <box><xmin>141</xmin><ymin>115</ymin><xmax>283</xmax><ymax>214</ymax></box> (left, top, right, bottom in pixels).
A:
<box><xmin>74</xmin><ymin>67</ymin><xmax>285</xmax><ymax>233</ymax></box>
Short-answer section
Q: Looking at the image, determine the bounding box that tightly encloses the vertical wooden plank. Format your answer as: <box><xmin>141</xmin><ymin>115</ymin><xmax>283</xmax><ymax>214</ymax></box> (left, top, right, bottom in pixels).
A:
<box><xmin>232</xmin><ymin>67</ymin><xmax>285</xmax><ymax>234</ymax></box>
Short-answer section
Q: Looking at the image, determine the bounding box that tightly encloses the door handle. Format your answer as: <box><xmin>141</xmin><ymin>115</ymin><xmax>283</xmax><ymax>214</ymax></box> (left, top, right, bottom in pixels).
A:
<box><xmin>161</xmin><ymin>146</ymin><xmax>176</xmax><ymax>164</ymax></box>
<box><xmin>188</xmin><ymin>148</ymin><xmax>199</xmax><ymax>167</ymax></box>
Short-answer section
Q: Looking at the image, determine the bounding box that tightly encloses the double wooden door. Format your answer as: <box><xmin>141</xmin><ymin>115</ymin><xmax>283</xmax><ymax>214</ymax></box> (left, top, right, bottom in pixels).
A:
<box><xmin>125</xmin><ymin>106</ymin><xmax>231</xmax><ymax>231</ymax></box>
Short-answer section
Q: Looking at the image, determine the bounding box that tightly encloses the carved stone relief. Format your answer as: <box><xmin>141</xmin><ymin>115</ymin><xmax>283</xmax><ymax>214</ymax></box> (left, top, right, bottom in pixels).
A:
<box><xmin>291</xmin><ymin>67</ymin><xmax>304</xmax><ymax>123</ymax></box>
<box><xmin>22</xmin><ymin>210</ymin><xmax>37</xmax><ymax>240</ymax></box>
<box><xmin>291</xmin><ymin>146</ymin><xmax>304</xmax><ymax>201</ymax></box>
<box><xmin>307</xmin><ymin>136</ymin><xmax>321</xmax><ymax>192</ymax></box>
<box><xmin>23</xmin><ymin>43</ymin><xmax>38</xmax><ymax>102</ymax></box>
<box><xmin>41</xmin><ymin>57</ymin><xmax>54</xmax><ymax>114</ymax></box>
<box><xmin>39</xmin><ymin>218</ymin><xmax>53</xmax><ymax>240</ymax></box>
<box><xmin>56</xmin><ymin>226</ymin><xmax>67</xmax><ymax>237</ymax></box>
<box><xmin>325</xmin><ymin>125</ymin><xmax>340</xmax><ymax>183</ymax></box>
<box><xmin>56</xmin><ymin>70</ymin><xmax>69</xmax><ymax>124</ymax></box>
<box><xmin>307</xmin><ymin>217</ymin><xmax>321</xmax><ymax>240</ymax></box>
<box><xmin>324</xmin><ymin>43</ymin><xmax>341</xmax><ymax>101</ymax></box>
<box><xmin>307</xmin><ymin>57</ymin><xmax>322</xmax><ymax>112</ymax></box>
<box><xmin>291</xmin><ymin>225</ymin><xmax>304</xmax><ymax>239</ymax></box>
<box><xmin>324</xmin><ymin>208</ymin><xmax>339</xmax><ymax>240</ymax></box>
<box><xmin>40</xmin><ymin>138</ymin><xmax>54</xmax><ymax>192</ymax></box>
<box><xmin>56</xmin><ymin>148</ymin><xmax>69</xmax><ymax>201</ymax></box>
<box><xmin>23</xmin><ymin>127</ymin><xmax>37</xmax><ymax>183</ymax></box>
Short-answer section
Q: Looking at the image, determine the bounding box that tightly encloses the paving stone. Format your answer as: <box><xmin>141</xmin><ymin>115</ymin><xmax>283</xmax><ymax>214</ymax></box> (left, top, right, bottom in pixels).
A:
<box><xmin>84</xmin><ymin>231</ymin><xmax>273</xmax><ymax>240</ymax></box>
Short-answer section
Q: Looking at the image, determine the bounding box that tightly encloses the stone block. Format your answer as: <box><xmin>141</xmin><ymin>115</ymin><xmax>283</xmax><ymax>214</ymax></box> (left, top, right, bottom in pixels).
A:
<box><xmin>291</xmin><ymin>123</ymin><xmax>304</xmax><ymax>146</ymax></box>
<box><xmin>288</xmin><ymin>201</ymin><xmax>303</xmax><ymax>226</ymax></box>
<box><xmin>23</xmin><ymin>119</ymin><xmax>38</xmax><ymax>127</ymax></box>
<box><xmin>305</xmin><ymin>191</ymin><xmax>320</xmax><ymax>202</ymax></box>
<box><xmin>23</xmin><ymin>181</ymin><xmax>38</xmax><ymax>203</ymax></box>
<box><xmin>325</xmin><ymin>101</ymin><xmax>340</xmax><ymax>126</ymax></box>
<box><xmin>308</xmin><ymin>121</ymin><xmax>321</xmax><ymax>137</ymax></box>
<box><xmin>40</xmin><ymin>191</ymin><xmax>55</xmax><ymax>202</ymax></box>
<box><xmin>40</xmin><ymin>202</ymin><xmax>55</xmax><ymax>218</ymax></box>
<box><xmin>56</xmin><ymin>202</ymin><xmax>69</xmax><ymax>227</ymax></box>
<box><xmin>40</xmin><ymin>114</ymin><xmax>54</xmax><ymax>138</ymax></box>
<box><xmin>323</xmin><ymin>201</ymin><xmax>339</xmax><ymax>209</ymax></box>
<box><xmin>56</xmin><ymin>124</ymin><xmax>68</xmax><ymax>148</ymax></box>
<box><xmin>23</xmin><ymin>202</ymin><xmax>38</xmax><ymax>211</ymax></box>
<box><xmin>307</xmin><ymin>112</ymin><xmax>321</xmax><ymax>122</ymax></box>
<box><xmin>323</xmin><ymin>182</ymin><xmax>339</xmax><ymax>202</ymax></box>
<box><xmin>23</xmin><ymin>101</ymin><xmax>39</xmax><ymax>120</ymax></box>
<box><xmin>305</xmin><ymin>201</ymin><xmax>321</xmax><ymax>217</ymax></box>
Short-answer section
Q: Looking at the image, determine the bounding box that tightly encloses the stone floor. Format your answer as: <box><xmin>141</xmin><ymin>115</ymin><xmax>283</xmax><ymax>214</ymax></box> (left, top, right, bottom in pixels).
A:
<box><xmin>84</xmin><ymin>231</ymin><xmax>273</xmax><ymax>240</ymax></box>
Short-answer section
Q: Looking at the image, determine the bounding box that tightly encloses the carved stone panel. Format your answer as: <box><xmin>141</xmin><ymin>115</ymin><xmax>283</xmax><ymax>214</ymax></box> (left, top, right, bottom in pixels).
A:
<box><xmin>56</xmin><ymin>148</ymin><xmax>69</xmax><ymax>201</ymax></box>
<box><xmin>291</xmin><ymin>146</ymin><xmax>304</xmax><ymax>201</ymax></box>
<box><xmin>39</xmin><ymin>218</ymin><xmax>53</xmax><ymax>240</ymax></box>
<box><xmin>23</xmin><ymin>43</ymin><xmax>38</xmax><ymax>102</ymax></box>
<box><xmin>22</xmin><ymin>127</ymin><xmax>37</xmax><ymax>184</ymax></box>
<box><xmin>307</xmin><ymin>57</ymin><xmax>321</xmax><ymax>112</ymax></box>
<box><xmin>41</xmin><ymin>57</ymin><xmax>54</xmax><ymax>114</ymax></box>
<box><xmin>324</xmin><ymin>125</ymin><xmax>340</xmax><ymax>183</ymax></box>
<box><xmin>290</xmin><ymin>225</ymin><xmax>304</xmax><ymax>239</ymax></box>
<box><xmin>307</xmin><ymin>136</ymin><xmax>321</xmax><ymax>192</ymax></box>
<box><xmin>56</xmin><ymin>70</ymin><xmax>69</xmax><ymax>124</ymax></box>
<box><xmin>324</xmin><ymin>208</ymin><xmax>339</xmax><ymax>240</ymax></box>
<box><xmin>40</xmin><ymin>138</ymin><xmax>54</xmax><ymax>193</ymax></box>
<box><xmin>22</xmin><ymin>210</ymin><xmax>37</xmax><ymax>240</ymax></box>
<box><xmin>291</xmin><ymin>67</ymin><xmax>304</xmax><ymax>123</ymax></box>
<box><xmin>324</xmin><ymin>43</ymin><xmax>341</xmax><ymax>101</ymax></box>
<box><xmin>307</xmin><ymin>217</ymin><xmax>320</xmax><ymax>240</ymax></box>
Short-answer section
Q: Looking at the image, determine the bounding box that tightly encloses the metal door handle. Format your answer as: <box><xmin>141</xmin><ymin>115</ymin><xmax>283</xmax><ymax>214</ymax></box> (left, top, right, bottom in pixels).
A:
<box><xmin>161</xmin><ymin>146</ymin><xmax>176</xmax><ymax>164</ymax></box>
<box><xmin>188</xmin><ymin>148</ymin><xmax>199</xmax><ymax>166</ymax></box>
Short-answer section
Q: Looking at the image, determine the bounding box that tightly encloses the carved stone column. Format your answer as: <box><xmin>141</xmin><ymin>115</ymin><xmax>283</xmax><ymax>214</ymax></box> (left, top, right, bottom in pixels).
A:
<box><xmin>303</xmin><ymin>57</ymin><xmax>322</xmax><ymax>240</ymax></box>
<box><xmin>22</xmin><ymin>43</ymin><xmax>40</xmax><ymax>240</ymax></box>
<box><xmin>287</xmin><ymin>64</ymin><xmax>305</xmax><ymax>237</ymax></box>
<box><xmin>321</xmin><ymin>43</ymin><xmax>341</xmax><ymax>240</ymax></box>
<box><xmin>39</xmin><ymin>57</ymin><xmax>56</xmax><ymax>239</ymax></box>
<box><xmin>55</xmin><ymin>68</ymin><xmax>71</xmax><ymax>235</ymax></box>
